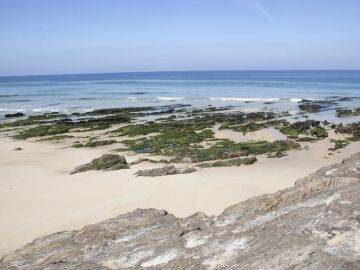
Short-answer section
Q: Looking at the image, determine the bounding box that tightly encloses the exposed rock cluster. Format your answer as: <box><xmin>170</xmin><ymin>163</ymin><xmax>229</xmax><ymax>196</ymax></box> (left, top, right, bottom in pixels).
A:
<box><xmin>2</xmin><ymin>153</ymin><xmax>360</xmax><ymax>269</ymax></box>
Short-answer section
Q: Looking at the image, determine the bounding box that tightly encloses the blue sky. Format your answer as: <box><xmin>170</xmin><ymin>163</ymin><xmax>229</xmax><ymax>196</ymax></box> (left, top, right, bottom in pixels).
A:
<box><xmin>0</xmin><ymin>0</ymin><xmax>360</xmax><ymax>75</ymax></box>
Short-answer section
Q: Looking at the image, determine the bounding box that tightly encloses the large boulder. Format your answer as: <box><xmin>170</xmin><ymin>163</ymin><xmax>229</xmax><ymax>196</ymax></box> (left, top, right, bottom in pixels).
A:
<box><xmin>2</xmin><ymin>153</ymin><xmax>360</xmax><ymax>269</ymax></box>
<box><xmin>70</xmin><ymin>154</ymin><xmax>129</xmax><ymax>174</ymax></box>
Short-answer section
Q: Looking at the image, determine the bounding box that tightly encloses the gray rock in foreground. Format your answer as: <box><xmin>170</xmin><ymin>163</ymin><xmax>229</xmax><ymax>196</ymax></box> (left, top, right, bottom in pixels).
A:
<box><xmin>2</xmin><ymin>154</ymin><xmax>360</xmax><ymax>269</ymax></box>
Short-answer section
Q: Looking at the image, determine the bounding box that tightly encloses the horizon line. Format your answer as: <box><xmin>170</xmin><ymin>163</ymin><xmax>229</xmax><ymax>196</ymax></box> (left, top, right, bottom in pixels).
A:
<box><xmin>1</xmin><ymin>68</ymin><xmax>360</xmax><ymax>78</ymax></box>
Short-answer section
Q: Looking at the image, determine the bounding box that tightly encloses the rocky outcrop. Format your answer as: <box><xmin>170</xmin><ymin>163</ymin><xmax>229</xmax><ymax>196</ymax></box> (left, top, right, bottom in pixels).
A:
<box><xmin>134</xmin><ymin>165</ymin><xmax>196</xmax><ymax>177</ymax></box>
<box><xmin>70</xmin><ymin>154</ymin><xmax>129</xmax><ymax>174</ymax></box>
<box><xmin>5</xmin><ymin>112</ymin><xmax>25</xmax><ymax>118</ymax></box>
<box><xmin>2</xmin><ymin>154</ymin><xmax>360</xmax><ymax>269</ymax></box>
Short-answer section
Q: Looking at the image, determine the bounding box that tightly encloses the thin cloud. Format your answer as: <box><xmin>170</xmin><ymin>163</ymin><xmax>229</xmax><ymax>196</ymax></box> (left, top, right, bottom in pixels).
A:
<box><xmin>241</xmin><ymin>0</ymin><xmax>273</xmax><ymax>22</ymax></box>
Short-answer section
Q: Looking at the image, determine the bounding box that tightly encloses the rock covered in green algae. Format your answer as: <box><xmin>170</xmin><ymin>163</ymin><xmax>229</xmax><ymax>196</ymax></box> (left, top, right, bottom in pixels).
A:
<box><xmin>336</xmin><ymin>108</ymin><xmax>360</xmax><ymax>117</ymax></box>
<box><xmin>14</xmin><ymin>124</ymin><xmax>72</xmax><ymax>139</ymax></box>
<box><xmin>299</xmin><ymin>103</ymin><xmax>322</xmax><ymax>113</ymax></box>
<box><xmin>329</xmin><ymin>139</ymin><xmax>350</xmax><ymax>151</ymax></box>
<box><xmin>280</xmin><ymin>120</ymin><xmax>328</xmax><ymax>139</ymax></box>
<box><xmin>70</xmin><ymin>154</ymin><xmax>129</xmax><ymax>174</ymax></box>
<box><xmin>134</xmin><ymin>165</ymin><xmax>196</xmax><ymax>177</ymax></box>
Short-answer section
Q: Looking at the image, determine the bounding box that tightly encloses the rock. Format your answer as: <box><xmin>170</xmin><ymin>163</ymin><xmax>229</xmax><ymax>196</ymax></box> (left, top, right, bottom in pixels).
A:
<box><xmin>197</xmin><ymin>157</ymin><xmax>257</xmax><ymax>168</ymax></box>
<box><xmin>223</xmin><ymin>151</ymin><xmax>248</xmax><ymax>159</ymax></box>
<box><xmin>70</xmin><ymin>154</ymin><xmax>129</xmax><ymax>174</ymax></box>
<box><xmin>335</xmin><ymin>122</ymin><xmax>360</xmax><ymax>134</ymax></box>
<box><xmin>129</xmin><ymin>157</ymin><xmax>151</xmax><ymax>165</ymax></box>
<box><xmin>5</xmin><ymin>112</ymin><xmax>25</xmax><ymax>118</ymax></box>
<box><xmin>181</xmin><ymin>157</ymin><xmax>193</xmax><ymax>163</ymax></box>
<box><xmin>13</xmin><ymin>147</ymin><xmax>23</xmax><ymax>151</ymax></box>
<box><xmin>3</xmin><ymin>153</ymin><xmax>360</xmax><ymax>269</ymax></box>
<box><xmin>135</xmin><ymin>165</ymin><xmax>196</xmax><ymax>177</ymax></box>
<box><xmin>181</xmin><ymin>167</ymin><xmax>197</xmax><ymax>174</ymax></box>
<box><xmin>299</xmin><ymin>103</ymin><xmax>322</xmax><ymax>113</ymax></box>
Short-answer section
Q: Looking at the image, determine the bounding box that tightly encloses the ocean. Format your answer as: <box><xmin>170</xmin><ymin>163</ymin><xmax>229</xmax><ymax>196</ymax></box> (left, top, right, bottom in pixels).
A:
<box><xmin>1</xmin><ymin>70</ymin><xmax>360</xmax><ymax>120</ymax></box>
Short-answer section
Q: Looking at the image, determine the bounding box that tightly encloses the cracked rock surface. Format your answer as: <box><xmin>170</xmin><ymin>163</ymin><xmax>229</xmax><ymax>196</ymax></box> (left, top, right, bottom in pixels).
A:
<box><xmin>2</xmin><ymin>154</ymin><xmax>360</xmax><ymax>269</ymax></box>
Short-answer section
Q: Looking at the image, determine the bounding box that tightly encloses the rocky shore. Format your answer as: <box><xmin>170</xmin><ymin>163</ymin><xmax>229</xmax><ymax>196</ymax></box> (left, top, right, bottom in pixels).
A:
<box><xmin>1</xmin><ymin>101</ymin><xmax>360</xmax><ymax>177</ymax></box>
<box><xmin>2</xmin><ymin>153</ymin><xmax>360</xmax><ymax>269</ymax></box>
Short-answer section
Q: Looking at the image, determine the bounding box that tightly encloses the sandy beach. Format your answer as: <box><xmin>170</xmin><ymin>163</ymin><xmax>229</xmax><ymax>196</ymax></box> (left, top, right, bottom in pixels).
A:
<box><xmin>1</xmin><ymin>126</ymin><xmax>360</xmax><ymax>256</ymax></box>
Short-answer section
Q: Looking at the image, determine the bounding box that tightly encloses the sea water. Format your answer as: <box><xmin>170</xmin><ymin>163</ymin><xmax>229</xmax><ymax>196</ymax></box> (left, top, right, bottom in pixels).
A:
<box><xmin>1</xmin><ymin>70</ymin><xmax>360</xmax><ymax>120</ymax></box>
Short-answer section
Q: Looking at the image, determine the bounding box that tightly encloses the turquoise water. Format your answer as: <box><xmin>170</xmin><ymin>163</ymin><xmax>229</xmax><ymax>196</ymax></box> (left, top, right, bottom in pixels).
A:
<box><xmin>0</xmin><ymin>70</ymin><xmax>360</xmax><ymax>119</ymax></box>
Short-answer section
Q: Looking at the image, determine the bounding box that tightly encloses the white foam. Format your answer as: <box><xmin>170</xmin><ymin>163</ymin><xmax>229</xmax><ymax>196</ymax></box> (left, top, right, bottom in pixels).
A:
<box><xmin>0</xmin><ymin>108</ymin><xmax>26</xmax><ymax>112</ymax></box>
<box><xmin>209</xmin><ymin>97</ymin><xmax>280</xmax><ymax>102</ymax></box>
<box><xmin>127</xmin><ymin>96</ymin><xmax>137</xmax><ymax>100</ymax></box>
<box><xmin>290</xmin><ymin>98</ymin><xmax>302</xmax><ymax>103</ymax></box>
<box><xmin>157</xmin><ymin>97</ymin><xmax>184</xmax><ymax>101</ymax></box>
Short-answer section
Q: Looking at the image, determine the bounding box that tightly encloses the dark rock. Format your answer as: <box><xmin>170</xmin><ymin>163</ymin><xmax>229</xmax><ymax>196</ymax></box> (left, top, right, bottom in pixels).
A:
<box><xmin>5</xmin><ymin>112</ymin><xmax>25</xmax><ymax>118</ymax></box>
<box><xmin>70</xmin><ymin>154</ymin><xmax>129</xmax><ymax>174</ymax></box>
<box><xmin>13</xmin><ymin>147</ymin><xmax>23</xmax><ymax>151</ymax></box>
<box><xmin>3</xmin><ymin>154</ymin><xmax>360</xmax><ymax>269</ymax></box>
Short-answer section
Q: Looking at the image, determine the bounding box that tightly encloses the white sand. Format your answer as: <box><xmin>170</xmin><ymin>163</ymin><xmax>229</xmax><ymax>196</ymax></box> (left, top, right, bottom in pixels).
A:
<box><xmin>1</xmin><ymin>132</ymin><xmax>360</xmax><ymax>256</ymax></box>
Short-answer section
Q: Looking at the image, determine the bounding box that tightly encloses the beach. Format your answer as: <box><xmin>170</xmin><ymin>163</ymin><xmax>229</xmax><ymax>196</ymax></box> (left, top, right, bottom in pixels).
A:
<box><xmin>1</xmin><ymin>71</ymin><xmax>360</xmax><ymax>257</ymax></box>
<box><xmin>1</xmin><ymin>120</ymin><xmax>360</xmax><ymax>256</ymax></box>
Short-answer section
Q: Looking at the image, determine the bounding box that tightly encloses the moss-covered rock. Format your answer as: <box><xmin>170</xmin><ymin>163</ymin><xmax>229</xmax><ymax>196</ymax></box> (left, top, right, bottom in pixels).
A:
<box><xmin>14</xmin><ymin>124</ymin><xmax>72</xmax><ymax>139</ymax></box>
<box><xmin>328</xmin><ymin>139</ymin><xmax>350</xmax><ymax>151</ymax></box>
<box><xmin>279</xmin><ymin>120</ymin><xmax>328</xmax><ymax>139</ymax></box>
<box><xmin>299</xmin><ymin>103</ymin><xmax>322</xmax><ymax>113</ymax></box>
<box><xmin>336</xmin><ymin>108</ymin><xmax>360</xmax><ymax>117</ymax></box>
<box><xmin>70</xmin><ymin>154</ymin><xmax>129</xmax><ymax>174</ymax></box>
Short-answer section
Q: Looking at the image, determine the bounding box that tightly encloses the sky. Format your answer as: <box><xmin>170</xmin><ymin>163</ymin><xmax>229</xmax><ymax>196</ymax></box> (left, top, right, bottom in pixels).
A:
<box><xmin>0</xmin><ymin>0</ymin><xmax>360</xmax><ymax>76</ymax></box>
